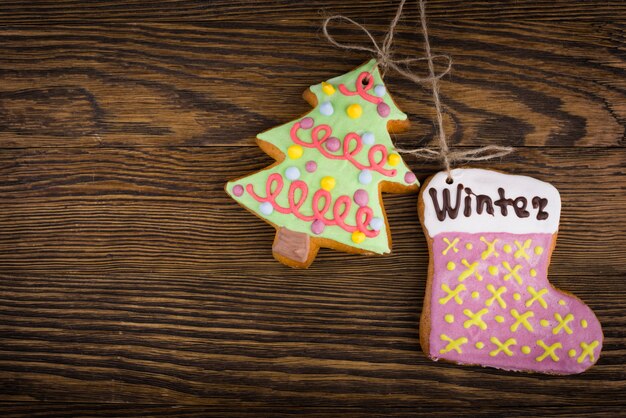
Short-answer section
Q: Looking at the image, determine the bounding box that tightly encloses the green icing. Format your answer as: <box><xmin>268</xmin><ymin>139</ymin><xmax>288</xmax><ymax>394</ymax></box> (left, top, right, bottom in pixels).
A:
<box><xmin>226</xmin><ymin>59</ymin><xmax>419</xmax><ymax>254</ymax></box>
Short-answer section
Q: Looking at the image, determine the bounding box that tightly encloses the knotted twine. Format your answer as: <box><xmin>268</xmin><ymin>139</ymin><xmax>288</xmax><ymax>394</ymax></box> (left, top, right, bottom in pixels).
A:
<box><xmin>322</xmin><ymin>0</ymin><xmax>513</xmax><ymax>180</ymax></box>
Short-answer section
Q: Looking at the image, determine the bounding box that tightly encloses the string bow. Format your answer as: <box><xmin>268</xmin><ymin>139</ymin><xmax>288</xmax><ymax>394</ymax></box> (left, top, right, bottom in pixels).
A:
<box><xmin>322</xmin><ymin>0</ymin><xmax>513</xmax><ymax>180</ymax></box>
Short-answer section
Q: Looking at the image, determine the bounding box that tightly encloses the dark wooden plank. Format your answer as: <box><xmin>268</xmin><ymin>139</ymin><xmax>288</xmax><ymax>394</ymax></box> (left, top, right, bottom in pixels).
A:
<box><xmin>0</xmin><ymin>20</ymin><xmax>624</xmax><ymax>148</ymax></box>
<box><xmin>1</xmin><ymin>0</ymin><xmax>626</xmax><ymax>24</ymax></box>
<box><xmin>2</xmin><ymin>403</ymin><xmax>626</xmax><ymax>417</ymax></box>
<box><xmin>0</xmin><ymin>146</ymin><xmax>624</xmax><ymax>407</ymax></box>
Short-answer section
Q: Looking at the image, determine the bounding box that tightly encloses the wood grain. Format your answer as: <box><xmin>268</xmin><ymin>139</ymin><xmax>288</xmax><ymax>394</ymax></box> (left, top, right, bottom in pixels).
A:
<box><xmin>0</xmin><ymin>20</ymin><xmax>624</xmax><ymax>148</ymax></box>
<box><xmin>1</xmin><ymin>0</ymin><xmax>625</xmax><ymax>415</ymax></box>
<box><xmin>1</xmin><ymin>0</ymin><xmax>626</xmax><ymax>23</ymax></box>
<box><xmin>3</xmin><ymin>403</ymin><xmax>626</xmax><ymax>418</ymax></box>
<box><xmin>1</xmin><ymin>147</ymin><xmax>625</xmax><ymax>409</ymax></box>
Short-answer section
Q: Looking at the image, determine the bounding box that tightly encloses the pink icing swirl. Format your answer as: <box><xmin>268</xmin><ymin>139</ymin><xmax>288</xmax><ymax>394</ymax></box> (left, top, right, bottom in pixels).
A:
<box><xmin>290</xmin><ymin>122</ymin><xmax>397</xmax><ymax>177</ymax></box>
<box><xmin>338</xmin><ymin>71</ymin><xmax>384</xmax><ymax>105</ymax></box>
<box><xmin>246</xmin><ymin>173</ymin><xmax>379</xmax><ymax>237</ymax></box>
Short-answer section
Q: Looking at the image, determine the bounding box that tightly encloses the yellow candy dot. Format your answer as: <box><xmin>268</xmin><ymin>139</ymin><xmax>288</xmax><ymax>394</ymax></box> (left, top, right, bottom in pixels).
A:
<box><xmin>321</xmin><ymin>82</ymin><xmax>335</xmax><ymax>95</ymax></box>
<box><xmin>347</xmin><ymin>103</ymin><xmax>363</xmax><ymax>119</ymax></box>
<box><xmin>287</xmin><ymin>145</ymin><xmax>303</xmax><ymax>159</ymax></box>
<box><xmin>513</xmin><ymin>293</ymin><xmax>521</xmax><ymax>301</ymax></box>
<box><xmin>475</xmin><ymin>342</ymin><xmax>485</xmax><ymax>349</ymax></box>
<box><xmin>535</xmin><ymin>246</ymin><xmax>544</xmax><ymax>255</ymax></box>
<box><xmin>495</xmin><ymin>315</ymin><xmax>505</xmax><ymax>323</ymax></box>
<box><xmin>530</xmin><ymin>268</ymin><xmax>537</xmax><ymax>277</ymax></box>
<box><xmin>351</xmin><ymin>231</ymin><xmax>365</xmax><ymax>244</ymax></box>
<box><xmin>540</xmin><ymin>319</ymin><xmax>550</xmax><ymax>327</ymax></box>
<box><xmin>444</xmin><ymin>314</ymin><xmax>454</xmax><ymax>324</ymax></box>
<box><xmin>446</xmin><ymin>261</ymin><xmax>456</xmax><ymax>271</ymax></box>
<box><xmin>521</xmin><ymin>346</ymin><xmax>531</xmax><ymax>354</ymax></box>
<box><xmin>488</xmin><ymin>266</ymin><xmax>498</xmax><ymax>276</ymax></box>
<box><xmin>559</xmin><ymin>299</ymin><xmax>566</xmax><ymax>306</ymax></box>
<box><xmin>465</xmin><ymin>243</ymin><xmax>473</xmax><ymax>250</ymax></box>
<box><xmin>320</xmin><ymin>176</ymin><xmax>336</xmax><ymax>191</ymax></box>
<box><xmin>581</xmin><ymin>319</ymin><xmax>588</xmax><ymax>329</ymax></box>
<box><xmin>471</xmin><ymin>291</ymin><xmax>479</xmax><ymax>299</ymax></box>
<box><xmin>569</xmin><ymin>349</ymin><xmax>577</xmax><ymax>358</ymax></box>
<box><xmin>503</xmin><ymin>244</ymin><xmax>512</xmax><ymax>253</ymax></box>
<box><xmin>387</xmin><ymin>153</ymin><xmax>401</xmax><ymax>166</ymax></box>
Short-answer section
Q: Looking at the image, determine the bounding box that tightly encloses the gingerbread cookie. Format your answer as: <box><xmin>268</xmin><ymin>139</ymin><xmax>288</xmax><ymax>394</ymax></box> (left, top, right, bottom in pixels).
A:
<box><xmin>418</xmin><ymin>168</ymin><xmax>602</xmax><ymax>374</ymax></box>
<box><xmin>226</xmin><ymin>60</ymin><xmax>419</xmax><ymax>268</ymax></box>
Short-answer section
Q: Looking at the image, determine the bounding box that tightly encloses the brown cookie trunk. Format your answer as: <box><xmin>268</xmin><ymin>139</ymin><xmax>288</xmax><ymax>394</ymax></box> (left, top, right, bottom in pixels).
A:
<box><xmin>272</xmin><ymin>227</ymin><xmax>319</xmax><ymax>268</ymax></box>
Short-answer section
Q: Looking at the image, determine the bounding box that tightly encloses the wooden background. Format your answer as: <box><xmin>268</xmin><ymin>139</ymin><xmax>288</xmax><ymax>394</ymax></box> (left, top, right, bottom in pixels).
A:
<box><xmin>1</xmin><ymin>0</ymin><xmax>625</xmax><ymax>416</ymax></box>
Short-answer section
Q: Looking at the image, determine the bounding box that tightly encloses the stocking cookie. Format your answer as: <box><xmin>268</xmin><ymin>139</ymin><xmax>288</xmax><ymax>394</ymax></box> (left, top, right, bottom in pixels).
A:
<box><xmin>226</xmin><ymin>60</ymin><xmax>419</xmax><ymax>268</ymax></box>
<box><xmin>418</xmin><ymin>168</ymin><xmax>602</xmax><ymax>374</ymax></box>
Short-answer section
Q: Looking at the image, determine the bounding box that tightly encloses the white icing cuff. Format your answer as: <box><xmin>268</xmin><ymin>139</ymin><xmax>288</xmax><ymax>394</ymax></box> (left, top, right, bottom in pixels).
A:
<box><xmin>421</xmin><ymin>168</ymin><xmax>561</xmax><ymax>236</ymax></box>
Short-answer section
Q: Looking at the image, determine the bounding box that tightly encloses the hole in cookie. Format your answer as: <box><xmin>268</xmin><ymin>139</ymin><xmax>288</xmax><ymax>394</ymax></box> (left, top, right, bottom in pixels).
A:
<box><xmin>362</xmin><ymin>75</ymin><xmax>371</xmax><ymax>86</ymax></box>
<box><xmin>446</xmin><ymin>177</ymin><xmax>454</xmax><ymax>184</ymax></box>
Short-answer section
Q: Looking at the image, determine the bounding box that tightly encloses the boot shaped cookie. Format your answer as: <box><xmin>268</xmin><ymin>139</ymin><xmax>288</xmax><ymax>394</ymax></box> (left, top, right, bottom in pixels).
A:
<box><xmin>418</xmin><ymin>168</ymin><xmax>602</xmax><ymax>374</ymax></box>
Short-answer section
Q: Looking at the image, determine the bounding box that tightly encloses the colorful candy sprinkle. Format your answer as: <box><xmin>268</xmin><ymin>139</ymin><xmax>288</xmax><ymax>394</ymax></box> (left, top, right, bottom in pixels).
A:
<box><xmin>325</xmin><ymin>137</ymin><xmax>341</xmax><ymax>152</ymax></box>
<box><xmin>300</xmin><ymin>117</ymin><xmax>314</xmax><ymax>129</ymax></box>
<box><xmin>322</xmin><ymin>82</ymin><xmax>335</xmax><ymax>96</ymax></box>
<box><xmin>305</xmin><ymin>161</ymin><xmax>317</xmax><ymax>173</ymax></box>
<box><xmin>311</xmin><ymin>219</ymin><xmax>325</xmax><ymax>235</ymax></box>
<box><xmin>362</xmin><ymin>132</ymin><xmax>375</xmax><ymax>145</ymax></box>
<box><xmin>259</xmin><ymin>202</ymin><xmax>273</xmax><ymax>215</ymax></box>
<box><xmin>287</xmin><ymin>145</ymin><xmax>303</xmax><ymax>159</ymax></box>
<box><xmin>320</xmin><ymin>101</ymin><xmax>334</xmax><ymax>116</ymax></box>
<box><xmin>359</xmin><ymin>169</ymin><xmax>372</xmax><ymax>184</ymax></box>
<box><xmin>232</xmin><ymin>184</ymin><xmax>244</xmax><ymax>197</ymax></box>
<box><xmin>377</xmin><ymin>102</ymin><xmax>390</xmax><ymax>117</ymax></box>
<box><xmin>369</xmin><ymin>217</ymin><xmax>383</xmax><ymax>231</ymax></box>
<box><xmin>321</xmin><ymin>176</ymin><xmax>336</xmax><ymax>191</ymax></box>
<box><xmin>388</xmin><ymin>153</ymin><xmax>401</xmax><ymax>166</ymax></box>
<box><xmin>352</xmin><ymin>231</ymin><xmax>366</xmax><ymax>244</ymax></box>
<box><xmin>285</xmin><ymin>166</ymin><xmax>300</xmax><ymax>180</ymax></box>
<box><xmin>353</xmin><ymin>189</ymin><xmax>369</xmax><ymax>207</ymax></box>
<box><xmin>347</xmin><ymin>104</ymin><xmax>363</xmax><ymax>119</ymax></box>
<box><xmin>404</xmin><ymin>172</ymin><xmax>417</xmax><ymax>184</ymax></box>
<box><xmin>374</xmin><ymin>84</ymin><xmax>386</xmax><ymax>97</ymax></box>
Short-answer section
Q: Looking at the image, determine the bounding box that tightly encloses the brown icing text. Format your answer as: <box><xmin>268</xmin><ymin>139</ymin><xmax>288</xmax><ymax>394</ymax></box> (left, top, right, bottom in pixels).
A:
<box><xmin>429</xmin><ymin>185</ymin><xmax>549</xmax><ymax>221</ymax></box>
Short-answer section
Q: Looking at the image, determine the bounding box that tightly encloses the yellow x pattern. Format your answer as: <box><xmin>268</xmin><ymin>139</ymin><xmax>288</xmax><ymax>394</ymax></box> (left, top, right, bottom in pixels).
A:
<box><xmin>536</xmin><ymin>340</ymin><xmax>562</xmax><ymax>362</ymax></box>
<box><xmin>485</xmin><ymin>284</ymin><xmax>507</xmax><ymax>309</ymax></box>
<box><xmin>480</xmin><ymin>237</ymin><xmax>500</xmax><ymax>260</ymax></box>
<box><xmin>502</xmin><ymin>261</ymin><xmax>523</xmax><ymax>285</ymax></box>
<box><xmin>489</xmin><ymin>336</ymin><xmax>517</xmax><ymax>357</ymax></box>
<box><xmin>526</xmin><ymin>286</ymin><xmax>548</xmax><ymax>309</ymax></box>
<box><xmin>439</xmin><ymin>283</ymin><xmax>466</xmax><ymax>305</ymax></box>
<box><xmin>439</xmin><ymin>334</ymin><xmax>469</xmax><ymax>354</ymax></box>
<box><xmin>442</xmin><ymin>237</ymin><xmax>460</xmax><ymax>255</ymax></box>
<box><xmin>514</xmin><ymin>239</ymin><xmax>532</xmax><ymax>261</ymax></box>
<box><xmin>463</xmin><ymin>308</ymin><xmax>489</xmax><ymax>330</ymax></box>
<box><xmin>458</xmin><ymin>259</ymin><xmax>483</xmax><ymax>282</ymax></box>
<box><xmin>577</xmin><ymin>340</ymin><xmax>599</xmax><ymax>364</ymax></box>
<box><xmin>553</xmin><ymin>313</ymin><xmax>574</xmax><ymax>335</ymax></box>
<box><xmin>510</xmin><ymin>309</ymin><xmax>534</xmax><ymax>332</ymax></box>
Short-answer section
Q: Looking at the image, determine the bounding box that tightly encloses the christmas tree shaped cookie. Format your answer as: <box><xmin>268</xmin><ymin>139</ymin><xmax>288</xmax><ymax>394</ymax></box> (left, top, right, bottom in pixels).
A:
<box><xmin>418</xmin><ymin>168</ymin><xmax>603</xmax><ymax>374</ymax></box>
<box><xmin>226</xmin><ymin>60</ymin><xmax>419</xmax><ymax>268</ymax></box>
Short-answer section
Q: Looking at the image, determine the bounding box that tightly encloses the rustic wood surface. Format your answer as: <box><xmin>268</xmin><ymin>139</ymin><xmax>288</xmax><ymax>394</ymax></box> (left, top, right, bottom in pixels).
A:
<box><xmin>0</xmin><ymin>1</ymin><xmax>625</xmax><ymax>416</ymax></box>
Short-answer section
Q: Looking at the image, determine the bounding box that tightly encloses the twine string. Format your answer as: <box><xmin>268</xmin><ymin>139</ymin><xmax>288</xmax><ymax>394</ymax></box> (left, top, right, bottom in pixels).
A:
<box><xmin>322</xmin><ymin>0</ymin><xmax>452</xmax><ymax>83</ymax></box>
<box><xmin>322</xmin><ymin>0</ymin><xmax>513</xmax><ymax>180</ymax></box>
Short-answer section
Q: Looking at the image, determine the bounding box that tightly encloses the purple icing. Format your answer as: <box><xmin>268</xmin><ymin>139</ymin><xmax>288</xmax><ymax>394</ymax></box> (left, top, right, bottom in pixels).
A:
<box><xmin>232</xmin><ymin>184</ymin><xmax>244</xmax><ymax>197</ymax></box>
<box><xmin>305</xmin><ymin>161</ymin><xmax>317</xmax><ymax>173</ymax></box>
<box><xmin>429</xmin><ymin>232</ymin><xmax>603</xmax><ymax>374</ymax></box>
<box><xmin>311</xmin><ymin>219</ymin><xmax>325</xmax><ymax>235</ymax></box>
<box><xmin>353</xmin><ymin>189</ymin><xmax>369</xmax><ymax>207</ymax></box>
<box><xmin>404</xmin><ymin>172</ymin><xmax>417</xmax><ymax>184</ymax></box>
<box><xmin>325</xmin><ymin>137</ymin><xmax>341</xmax><ymax>152</ymax></box>
<box><xmin>377</xmin><ymin>102</ymin><xmax>390</xmax><ymax>117</ymax></box>
<box><xmin>300</xmin><ymin>117</ymin><xmax>314</xmax><ymax>129</ymax></box>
